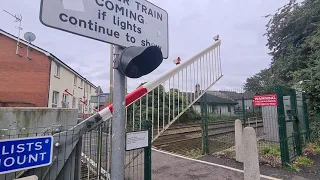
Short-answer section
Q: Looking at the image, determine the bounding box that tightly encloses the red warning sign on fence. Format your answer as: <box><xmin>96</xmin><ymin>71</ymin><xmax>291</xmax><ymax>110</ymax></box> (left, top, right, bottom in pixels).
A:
<box><xmin>253</xmin><ymin>94</ymin><xmax>278</xmax><ymax>106</ymax></box>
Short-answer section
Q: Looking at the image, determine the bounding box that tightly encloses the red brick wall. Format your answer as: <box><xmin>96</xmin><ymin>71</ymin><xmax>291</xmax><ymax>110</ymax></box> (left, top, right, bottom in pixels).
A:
<box><xmin>0</xmin><ymin>34</ymin><xmax>51</xmax><ymax>107</ymax></box>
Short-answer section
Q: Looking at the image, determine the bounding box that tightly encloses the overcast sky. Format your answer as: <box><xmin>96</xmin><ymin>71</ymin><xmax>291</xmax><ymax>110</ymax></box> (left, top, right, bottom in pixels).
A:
<box><xmin>1</xmin><ymin>0</ymin><xmax>288</xmax><ymax>93</ymax></box>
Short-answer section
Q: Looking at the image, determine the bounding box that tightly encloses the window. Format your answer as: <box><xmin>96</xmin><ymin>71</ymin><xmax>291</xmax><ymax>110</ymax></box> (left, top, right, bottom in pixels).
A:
<box><xmin>80</xmin><ymin>79</ymin><xmax>83</xmax><ymax>88</ymax></box>
<box><xmin>74</xmin><ymin>76</ymin><xmax>77</xmax><ymax>86</ymax></box>
<box><xmin>62</xmin><ymin>93</ymin><xmax>69</xmax><ymax>108</ymax></box>
<box><xmin>72</xmin><ymin>97</ymin><xmax>76</xmax><ymax>108</ymax></box>
<box><xmin>78</xmin><ymin>99</ymin><xmax>83</xmax><ymax>112</ymax></box>
<box><xmin>52</xmin><ymin>91</ymin><xmax>59</xmax><ymax>107</ymax></box>
<box><xmin>227</xmin><ymin>105</ymin><xmax>231</xmax><ymax>112</ymax></box>
<box><xmin>54</xmin><ymin>64</ymin><xmax>60</xmax><ymax>77</ymax></box>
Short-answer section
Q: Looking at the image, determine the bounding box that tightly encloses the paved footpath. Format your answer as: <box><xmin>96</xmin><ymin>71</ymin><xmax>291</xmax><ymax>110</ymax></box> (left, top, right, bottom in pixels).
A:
<box><xmin>152</xmin><ymin>149</ymin><xmax>280</xmax><ymax>180</ymax></box>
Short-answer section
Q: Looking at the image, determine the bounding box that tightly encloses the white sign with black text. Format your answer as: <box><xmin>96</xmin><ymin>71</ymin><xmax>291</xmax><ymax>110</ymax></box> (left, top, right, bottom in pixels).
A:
<box><xmin>126</xmin><ymin>130</ymin><xmax>148</xmax><ymax>151</ymax></box>
<box><xmin>40</xmin><ymin>0</ymin><xmax>169</xmax><ymax>58</ymax></box>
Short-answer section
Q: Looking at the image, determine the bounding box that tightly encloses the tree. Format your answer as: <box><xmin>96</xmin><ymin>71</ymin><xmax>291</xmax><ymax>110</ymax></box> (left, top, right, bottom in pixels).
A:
<box><xmin>245</xmin><ymin>0</ymin><xmax>320</xmax><ymax>119</ymax></box>
<box><xmin>265</xmin><ymin>0</ymin><xmax>319</xmax><ymax>83</ymax></box>
<box><xmin>243</xmin><ymin>68</ymin><xmax>275</xmax><ymax>94</ymax></box>
<box><xmin>126</xmin><ymin>83</ymin><xmax>199</xmax><ymax>130</ymax></box>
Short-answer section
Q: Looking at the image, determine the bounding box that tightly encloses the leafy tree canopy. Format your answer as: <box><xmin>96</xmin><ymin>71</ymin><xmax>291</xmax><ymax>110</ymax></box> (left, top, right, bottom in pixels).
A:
<box><xmin>244</xmin><ymin>0</ymin><xmax>320</xmax><ymax>118</ymax></box>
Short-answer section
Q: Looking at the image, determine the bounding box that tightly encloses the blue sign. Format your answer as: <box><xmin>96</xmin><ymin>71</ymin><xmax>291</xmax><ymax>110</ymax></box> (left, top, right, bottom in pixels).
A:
<box><xmin>0</xmin><ymin>136</ymin><xmax>53</xmax><ymax>175</ymax></box>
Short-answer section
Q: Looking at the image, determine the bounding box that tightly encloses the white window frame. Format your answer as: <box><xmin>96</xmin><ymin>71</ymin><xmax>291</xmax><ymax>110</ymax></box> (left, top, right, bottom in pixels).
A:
<box><xmin>80</xmin><ymin>79</ymin><xmax>84</xmax><ymax>89</ymax></box>
<box><xmin>74</xmin><ymin>76</ymin><xmax>77</xmax><ymax>86</ymax></box>
<box><xmin>78</xmin><ymin>99</ymin><xmax>83</xmax><ymax>112</ymax></box>
<box><xmin>54</xmin><ymin>64</ymin><xmax>60</xmax><ymax>78</ymax></box>
<box><xmin>52</xmin><ymin>91</ymin><xmax>59</xmax><ymax>107</ymax></box>
<box><xmin>72</xmin><ymin>97</ymin><xmax>76</xmax><ymax>108</ymax></box>
<box><xmin>62</xmin><ymin>93</ymin><xmax>69</xmax><ymax>108</ymax></box>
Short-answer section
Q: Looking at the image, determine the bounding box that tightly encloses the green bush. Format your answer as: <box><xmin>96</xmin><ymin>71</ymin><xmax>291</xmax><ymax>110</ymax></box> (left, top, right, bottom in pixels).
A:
<box><xmin>207</xmin><ymin>113</ymin><xmax>239</xmax><ymax>121</ymax></box>
<box><xmin>310</xmin><ymin>120</ymin><xmax>320</xmax><ymax>141</ymax></box>
<box><xmin>260</xmin><ymin>144</ymin><xmax>281</xmax><ymax>157</ymax></box>
<box><xmin>295</xmin><ymin>156</ymin><xmax>314</xmax><ymax>167</ymax></box>
<box><xmin>246</xmin><ymin>111</ymin><xmax>262</xmax><ymax>118</ymax></box>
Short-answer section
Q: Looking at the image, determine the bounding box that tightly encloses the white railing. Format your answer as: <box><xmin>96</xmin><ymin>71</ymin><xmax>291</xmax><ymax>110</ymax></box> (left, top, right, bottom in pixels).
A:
<box><xmin>124</xmin><ymin>39</ymin><xmax>222</xmax><ymax>140</ymax></box>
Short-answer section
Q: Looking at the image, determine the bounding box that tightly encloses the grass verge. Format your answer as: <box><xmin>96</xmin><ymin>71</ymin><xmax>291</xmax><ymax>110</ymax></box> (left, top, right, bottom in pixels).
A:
<box><xmin>185</xmin><ymin>148</ymin><xmax>203</xmax><ymax>159</ymax></box>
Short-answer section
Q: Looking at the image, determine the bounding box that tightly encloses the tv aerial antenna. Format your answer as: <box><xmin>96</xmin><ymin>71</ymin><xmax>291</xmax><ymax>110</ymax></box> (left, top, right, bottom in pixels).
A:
<box><xmin>24</xmin><ymin>32</ymin><xmax>36</xmax><ymax>59</ymax></box>
<box><xmin>3</xmin><ymin>10</ymin><xmax>23</xmax><ymax>55</ymax></box>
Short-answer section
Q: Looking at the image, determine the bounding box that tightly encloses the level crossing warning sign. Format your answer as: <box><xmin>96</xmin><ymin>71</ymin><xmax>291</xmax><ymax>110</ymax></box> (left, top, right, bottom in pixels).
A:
<box><xmin>253</xmin><ymin>94</ymin><xmax>278</xmax><ymax>106</ymax></box>
<box><xmin>40</xmin><ymin>0</ymin><xmax>169</xmax><ymax>58</ymax></box>
<box><xmin>0</xmin><ymin>136</ymin><xmax>53</xmax><ymax>175</ymax></box>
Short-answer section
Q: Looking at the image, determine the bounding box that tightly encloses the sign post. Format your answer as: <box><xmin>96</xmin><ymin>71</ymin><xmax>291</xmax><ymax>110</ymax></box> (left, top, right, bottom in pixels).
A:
<box><xmin>0</xmin><ymin>136</ymin><xmax>53</xmax><ymax>175</ymax></box>
<box><xmin>110</xmin><ymin>45</ymin><xmax>126</xmax><ymax>180</ymax></box>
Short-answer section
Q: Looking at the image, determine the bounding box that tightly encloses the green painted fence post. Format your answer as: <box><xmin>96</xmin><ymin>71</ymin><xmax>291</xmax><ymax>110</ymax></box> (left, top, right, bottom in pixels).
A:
<box><xmin>275</xmin><ymin>86</ymin><xmax>290</xmax><ymax>165</ymax></box>
<box><xmin>143</xmin><ymin>120</ymin><xmax>152</xmax><ymax>180</ymax></box>
<box><xmin>201</xmin><ymin>93</ymin><xmax>209</xmax><ymax>155</ymax></box>
<box><xmin>302</xmin><ymin>93</ymin><xmax>311</xmax><ymax>141</ymax></box>
<box><xmin>290</xmin><ymin>89</ymin><xmax>302</xmax><ymax>156</ymax></box>
<box><xmin>242</xmin><ymin>96</ymin><xmax>246</xmax><ymax>127</ymax></box>
<box><xmin>204</xmin><ymin>94</ymin><xmax>209</xmax><ymax>154</ymax></box>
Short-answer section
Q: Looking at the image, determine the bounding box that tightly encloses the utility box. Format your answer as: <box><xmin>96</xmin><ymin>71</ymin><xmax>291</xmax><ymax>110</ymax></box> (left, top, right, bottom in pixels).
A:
<box><xmin>262</xmin><ymin>105</ymin><xmax>279</xmax><ymax>142</ymax></box>
<box><xmin>261</xmin><ymin>92</ymin><xmax>306</xmax><ymax>142</ymax></box>
<box><xmin>261</xmin><ymin>96</ymin><xmax>292</xmax><ymax>142</ymax></box>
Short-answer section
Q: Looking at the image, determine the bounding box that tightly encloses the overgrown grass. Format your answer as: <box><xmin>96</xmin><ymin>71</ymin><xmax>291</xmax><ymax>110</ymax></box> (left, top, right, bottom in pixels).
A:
<box><xmin>310</xmin><ymin>120</ymin><xmax>320</xmax><ymax>141</ymax></box>
<box><xmin>294</xmin><ymin>156</ymin><xmax>314</xmax><ymax>167</ymax></box>
<box><xmin>185</xmin><ymin>148</ymin><xmax>203</xmax><ymax>159</ymax></box>
<box><xmin>284</xmin><ymin>142</ymin><xmax>316</xmax><ymax>172</ymax></box>
<box><xmin>259</xmin><ymin>144</ymin><xmax>281</xmax><ymax>157</ymax></box>
<box><xmin>284</xmin><ymin>163</ymin><xmax>301</xmax><ymax>172</ymax></box>
<box><xmin>305</xmin><ymin>141</ymin><xmax>320</xmax><ymax>154</ymax></box>
<box><xmin>208</xmin><ymin>114</ymin><xmax>239</xmax><ymax>122</ymax></box>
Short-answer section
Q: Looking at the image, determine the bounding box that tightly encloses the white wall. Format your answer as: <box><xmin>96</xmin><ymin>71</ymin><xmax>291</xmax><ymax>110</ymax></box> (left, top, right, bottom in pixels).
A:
<box><xmin>236</xmin><ymin>99</ymin><xmax>254</xmax><ymax>109</ymax></box>
<box><xmin>48</xmin><ymin>60</ymin><xmax>97</xmax><ymax>114</ymax></box>
<box><xmin>214</xmin><ymin>105</ymin><xmax>235</xmax><ymax>116</ymax></box>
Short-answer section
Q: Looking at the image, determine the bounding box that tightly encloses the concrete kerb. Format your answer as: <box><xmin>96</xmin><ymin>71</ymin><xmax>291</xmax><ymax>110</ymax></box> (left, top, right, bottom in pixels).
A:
<box><xmin>235</xmin><ymin>119</ymin><xmax>244</xmax><ymax>162</ymax></box>
<box><xmin>14</xmin><ymin>175</ymin><xmax>38</xmax><ymax>180</ymax></box>
<box><xmin>152</xmin><ymin>148</ymin><xmax>281</xmax><ymax>180</ymax></box>
<box><xmin>243</xmin><ymin>127</ymin><xmax>261</xmax><ymax>180</ymax></box>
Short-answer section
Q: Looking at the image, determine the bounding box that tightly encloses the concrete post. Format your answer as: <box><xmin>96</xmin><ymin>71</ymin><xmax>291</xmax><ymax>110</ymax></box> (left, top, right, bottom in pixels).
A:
<box><xmin>243</xmin><ymin>127</ymin><xmax>260</xmax><ymax>180</ymax></box>
<box><xmin>235</xmin><ymin>119</ymin><xmax>243</xmax><ymax>162</ymax></box>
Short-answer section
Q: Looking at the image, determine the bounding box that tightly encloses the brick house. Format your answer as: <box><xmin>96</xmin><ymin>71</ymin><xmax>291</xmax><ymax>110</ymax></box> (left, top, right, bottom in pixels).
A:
<box><xmin>0</xmin><ymin>29</ymin><xmax>99</xmax><ymax>116</ymax></box>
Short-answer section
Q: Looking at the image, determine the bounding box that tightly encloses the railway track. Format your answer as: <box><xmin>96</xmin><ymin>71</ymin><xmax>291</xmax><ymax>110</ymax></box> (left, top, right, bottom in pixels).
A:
<box><xmin>153</xmin><ymin>120</ymin><xmax>263</xmax><ymax>147</ymax></box>
<box><xmin>161</xmin><ymin>120</ymin><xmax>262</xmax><ymax>136</ymax></box>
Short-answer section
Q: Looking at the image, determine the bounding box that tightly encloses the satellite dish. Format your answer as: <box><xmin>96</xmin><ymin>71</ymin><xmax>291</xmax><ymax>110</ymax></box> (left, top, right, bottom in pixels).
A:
<box><xmin>23</xmin><ymin>32</ymin><xmax>36</xmax><ymax>59</ymax></box>
<box><xmin>24</xmin><ymin>32</ymin><xmax>36</xmax><ymax>43</ymax></box>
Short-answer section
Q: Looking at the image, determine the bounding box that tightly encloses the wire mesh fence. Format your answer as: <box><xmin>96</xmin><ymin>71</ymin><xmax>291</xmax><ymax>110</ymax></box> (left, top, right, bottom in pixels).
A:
<box><xmin>0</xmin><ymin>108</ymin><xmax>112</xmax><ymax>180</ymax></box>
<box><xmin>0</xmin><ymin>108</ymin><xmax>153</xmax><ymax>180</ymax></box>
<box><xmin>203</xmin><ymin>86</ymin><xmax>311</xmax><ymax>166</ymax></box>
<box><xmin>80</xmin><ymin>120</ymin><xmax>111</xmax><ymax>180</ymax></box>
